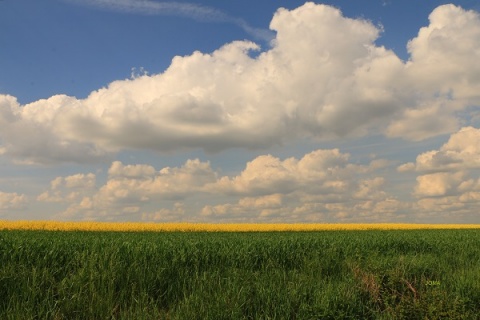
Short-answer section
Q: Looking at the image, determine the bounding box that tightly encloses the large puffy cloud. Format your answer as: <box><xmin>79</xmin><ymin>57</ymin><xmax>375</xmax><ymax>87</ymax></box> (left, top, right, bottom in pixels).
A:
<box><xmin>407</xmin><ymin>5</ymin><xmax>480</xmax><ymax>100</ymax></box>
<box><xmin>2</xmin><ymin>3</ymin><xmax>480</xmax><ymax>164</ymax></box>
<box><xmin>0</xmin><ymin>3</ymin><xmax>480</xmax><ymax>163</ymax></box>
<box><xmin>0</xmin><ymin>95</ymin><xmax>109</xmax><ymax>164</ymax></box>
<box><xmin>387</xmin><ymin>5</ymin><xmax>480</xmax><ymax>140</ymax></box>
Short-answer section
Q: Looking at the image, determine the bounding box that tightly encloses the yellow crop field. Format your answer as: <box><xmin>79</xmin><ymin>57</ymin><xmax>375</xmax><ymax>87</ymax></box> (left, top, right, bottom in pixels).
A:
<box><xmin>1</xmin><ymin>220</ymin><xmax>479</xmax><ymax>232</ymax></box>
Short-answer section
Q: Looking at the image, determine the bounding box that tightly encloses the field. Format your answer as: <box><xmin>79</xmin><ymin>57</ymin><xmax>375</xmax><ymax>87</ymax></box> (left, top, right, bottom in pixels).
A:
<box><xmin>0</xmin><ymin>226</ymin><xmax>479</xmax><ymax>319</ymax></box>
<box><xmin>1</xmin><ymin>221</ymin><xmax>480</xmax><ymax>232</ymax></box>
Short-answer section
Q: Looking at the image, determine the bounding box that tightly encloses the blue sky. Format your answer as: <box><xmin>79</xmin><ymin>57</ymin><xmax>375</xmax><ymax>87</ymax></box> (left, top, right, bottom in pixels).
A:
<box><xmin>1</xmin><ymin>0</ymin><xmax>479</xmax><ymax>223</ymax></box>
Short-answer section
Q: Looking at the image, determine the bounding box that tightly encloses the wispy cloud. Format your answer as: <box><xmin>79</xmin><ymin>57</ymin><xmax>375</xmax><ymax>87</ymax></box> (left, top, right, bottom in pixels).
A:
<box><xmin>62</xmin><ymin>0</ymin><xmax>274</xmax><ymax>42</ymax></box>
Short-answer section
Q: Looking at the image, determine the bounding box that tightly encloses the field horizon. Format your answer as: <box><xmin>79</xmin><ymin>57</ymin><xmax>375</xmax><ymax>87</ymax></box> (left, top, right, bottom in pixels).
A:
<box><xmin>2</xmin><ymin>220</ymin><xmax>480</xmax><ymax>232</ymax></box>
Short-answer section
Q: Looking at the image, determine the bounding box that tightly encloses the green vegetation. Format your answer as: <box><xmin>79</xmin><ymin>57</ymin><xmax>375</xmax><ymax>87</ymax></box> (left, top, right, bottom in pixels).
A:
<box><xmin>0</xmin><ymin>230</ymin><xmax>479</xmax><ymax>319</ymax></box>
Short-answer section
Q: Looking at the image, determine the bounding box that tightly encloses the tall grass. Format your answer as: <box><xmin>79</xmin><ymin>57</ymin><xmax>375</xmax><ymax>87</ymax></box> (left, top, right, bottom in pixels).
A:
<box><xmin>0</xmin><ymin>230</ymin><xmax>479</xmax><ymax>319</ymax></box>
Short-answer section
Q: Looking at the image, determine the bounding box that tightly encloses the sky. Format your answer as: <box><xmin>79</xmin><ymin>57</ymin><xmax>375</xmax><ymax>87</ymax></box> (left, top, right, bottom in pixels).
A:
<box><xmin>1</xmin><ymin>0</ymin><xmax>480</xmax><ymax>223</ymax></box>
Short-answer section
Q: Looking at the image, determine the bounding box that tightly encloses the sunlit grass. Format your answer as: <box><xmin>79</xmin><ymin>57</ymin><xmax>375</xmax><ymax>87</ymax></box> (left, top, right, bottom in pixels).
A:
<box><xmin>1</xmin><ymin>229</ymin><xmax>479</xmax><ymax>318</ymax></box>
<box><xmin>1</xmin><ymin>220</ymin><xmax>479</xmax><ymax>232</ymax></box>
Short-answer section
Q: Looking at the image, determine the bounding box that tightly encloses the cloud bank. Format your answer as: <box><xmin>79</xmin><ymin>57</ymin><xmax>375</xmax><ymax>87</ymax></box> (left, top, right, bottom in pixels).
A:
<box><xmin>29</xmin><ymin>127</ymin><xmax>479</xmax><ymax>222</ymax></box>
<box><xmin>396</xmin><ymin>127</ymin><xmax>480</xmax><ymax>221</ymax></box>
<box><xmin>36</xmin><ymin>148</ymin><xmax>404</xmax><ymax>222</ymax></box>
<box><xmin>1</xmin><ymin>3</ymin><xmax>480</xmax><ymax>165</ymax></box>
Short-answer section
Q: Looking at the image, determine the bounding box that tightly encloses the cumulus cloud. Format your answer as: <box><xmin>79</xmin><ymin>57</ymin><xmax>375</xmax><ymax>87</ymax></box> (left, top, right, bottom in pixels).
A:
<box><xmin>35</xmin><ymin>148</ymin><xmax>406</xmax><ymax>221</ymax></box>
<box><xmin>406</xmin><ymin>4</ymin><xmax>480</xmax><ymax>101</ymax></box>
<box><xmin>414</xmin><ymin>171</ymin><xmax>466</xmax><ymax>197</ymax></box>
<box><xmin>0</xmin><ymin>95</ymin><xmax>110</xmax><ymax>164</ymax></box>
<box><xmin>398</xmin><ymin>127</ymin><xmax>480</xmax><ymax>173</ymax></box>
<box><xmin>206</xmin><ymin>149</ymin><xmax>361</xmax><ymax>196</ymax></box>
<box><xmin>1</xmin><ymin>3</ymin><xmax>479</xmax><ymax>164</ymax></box>
<box><xmin>394</xmin><ymin>126</ymin><xmax>480</xmax><ymax>221</ymax></box>
<box><xmin>413</xmin><ymin>181</ymin><xmax>480</xmax><ymax>221</ymax></box>
<box><xmin>46</xmin><ymin>159</ymin><xmax>217</xmax><ymax>219</ymax></box>
<box><xmin>98</xmin><ymin>159</ymin><xmax>216</xmax><ymax>204</ymax></box>
<box><xmin>388</xmin><ymin>5</ymin><xmax>480</xmax><ymax>140</ymax></box>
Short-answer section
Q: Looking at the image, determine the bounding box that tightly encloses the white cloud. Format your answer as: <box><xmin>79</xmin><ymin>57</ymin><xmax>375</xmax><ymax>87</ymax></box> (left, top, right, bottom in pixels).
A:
<box><xmin>406</xmin><ymin>4</ymin><xmax>480</xmax><ymax>101</ymax></box>
<box><xmin>207</xmin><ymin>149</ymin><xmax>360</xmax><ymax>196</ymax></box>
<box><xmin>98</xmin><ymin>159</ymin><xmax>216</xmax><ymax>203</ymax></box>
<box><xmin>413</xmin><ymin>187</ymin><xmax>480</xmax><ymax>222</ymax></box>
<box><xmin>1</xmin><ymin>4</ymin><xmax>480</xmax><ymax>165</ymax></box>
<box><xmin>34</xmin><ymin>148</ymin><xmax>407</xmax><ymax>222</ymax></box>
<box><xmin>399</xmin><ymin>127</ymin><xmax>480</xmax><ymax>201</ymax></box>
<box><xmin>414</xmin><ymin>171</ymin><xmax>466</xmax><ymax>197</ymax></box>
<box><xmin>0</xmin><ymin>95</ymin><xmax>110</xmax><ymax>164</ymax></box>
<box><xmin>50</xmin><ymin>159</ymin><xmax>216</xmax><ymax>219</ymax></box>
<box><xmin>199</xmin><ymin>149</ymin><xmax>403</xmax><ymax>222</ymax></box>
<box><xmin>388</xmin><ymin>5</ymin><xmax>480</xmax><ymax>140</ymax></box>
<box><xmin>394</xmin><ymin>126</ymin><xmax>480</xmax><ymax>221</ymax></box>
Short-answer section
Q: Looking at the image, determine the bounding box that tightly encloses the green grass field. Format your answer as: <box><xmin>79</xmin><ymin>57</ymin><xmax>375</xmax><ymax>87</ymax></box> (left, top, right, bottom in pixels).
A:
<box><xmin>0</xmin><ymin>230</ymin><xmax>479</xmax><ymax>319</ymax></box>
